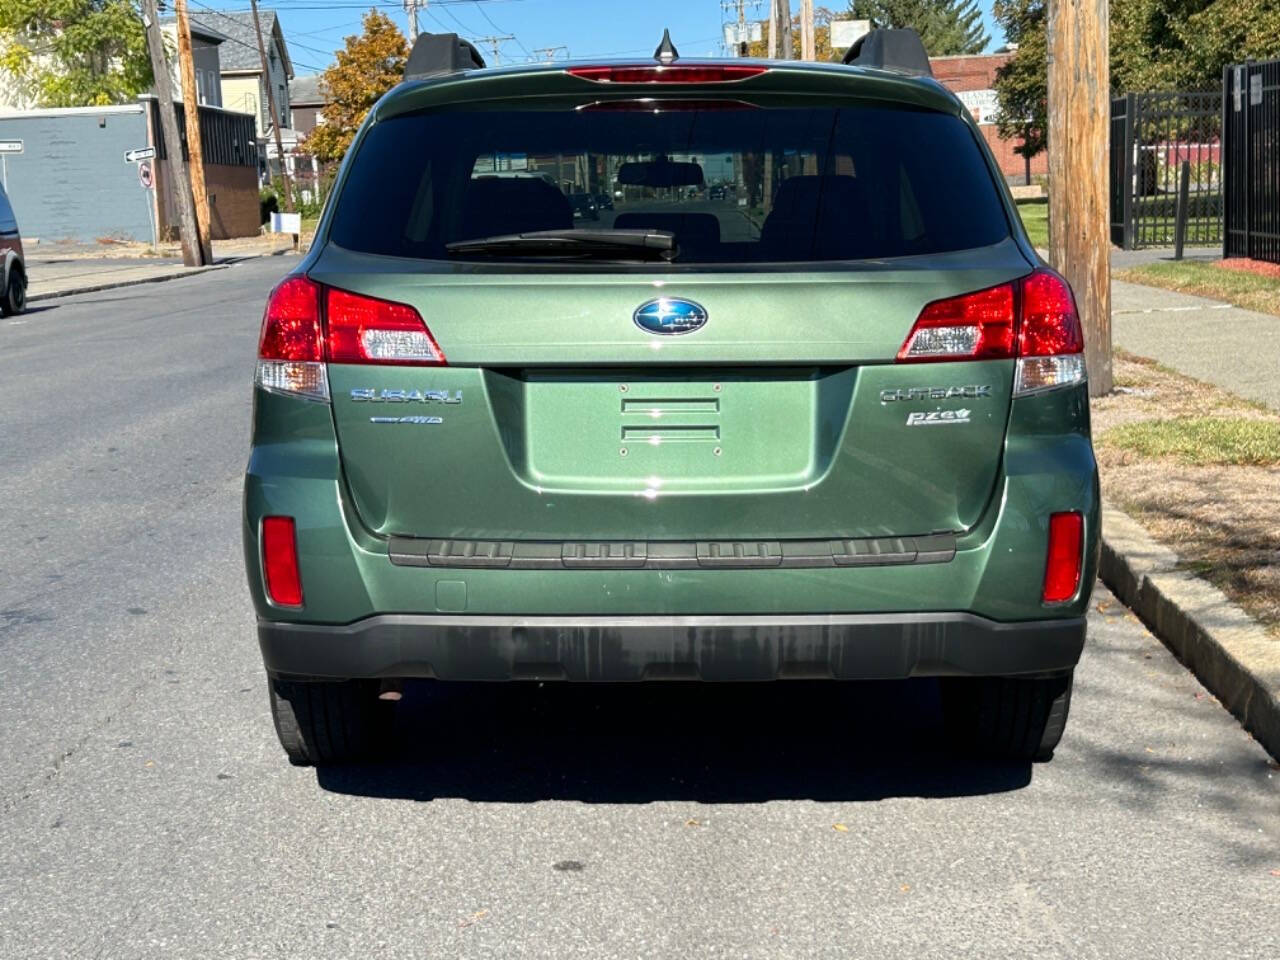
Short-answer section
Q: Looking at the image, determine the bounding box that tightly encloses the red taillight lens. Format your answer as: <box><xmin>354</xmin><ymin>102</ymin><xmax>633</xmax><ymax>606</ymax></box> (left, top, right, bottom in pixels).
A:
<box><xmin>897</xmin><ymin>281</ymin><xmax>1016</xmax><ymax>362</ymax></box>
<box><xmin>1042</xmin><ymin>512</ymin><xmax>1084</xmax><ymax>604</ymax></box>
<box><xmin>325</xmin><ymin>287</ymin><xmax>446</xmax><ymax>366</ymax></box>
<box><xmin>896</xmin><ymin>268</ymin><xmax>1084</xmax><ymax>365</ymax></box>
<box><xmin>258</xmin><ymin>276</ymin><xmax>322</xmax><ymax>361</ymax></box>
<box><xmin>1019</xmin><ymin>269</ymin><xmax>1084</xmax><ymax>357</ymax></box>
<box><xmin>567</xmin><ymin>65</ymin><xmax>768</xmax><ymax>84</ymax></box>
<box><xmin>262</xmin><ymin>516</ymin><xmax>303</xmax><ymax>607</ymax></box>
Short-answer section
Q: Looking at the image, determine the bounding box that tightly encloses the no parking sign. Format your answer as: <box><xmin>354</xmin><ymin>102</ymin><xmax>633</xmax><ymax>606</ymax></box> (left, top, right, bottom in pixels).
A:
<box><xmin>138</xmin><ymin>160</ymin><xmax>153</xmax><ymax>190</ymax></box>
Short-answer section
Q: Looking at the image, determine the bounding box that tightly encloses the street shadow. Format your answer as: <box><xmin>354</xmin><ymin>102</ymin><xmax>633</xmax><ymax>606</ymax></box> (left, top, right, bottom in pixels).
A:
<box><xmin>316</xmin><ymin>679</ymin><xmax>1032</xmax><ymax>804</ymax></box>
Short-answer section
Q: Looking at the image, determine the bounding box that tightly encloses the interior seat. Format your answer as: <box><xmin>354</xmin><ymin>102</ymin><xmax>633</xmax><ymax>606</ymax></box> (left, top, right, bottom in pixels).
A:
<box><xmin>454</xmin><ymin>176</ymin><xmax>573</xmax><ymax>241</ymax></box>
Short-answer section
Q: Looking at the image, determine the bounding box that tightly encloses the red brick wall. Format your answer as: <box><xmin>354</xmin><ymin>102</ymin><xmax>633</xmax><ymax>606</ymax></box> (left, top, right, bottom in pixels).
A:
<box><xmin>930</xmin><ymin>53</ymin><xmax>1047</xmax><ymax>179</ymax></box>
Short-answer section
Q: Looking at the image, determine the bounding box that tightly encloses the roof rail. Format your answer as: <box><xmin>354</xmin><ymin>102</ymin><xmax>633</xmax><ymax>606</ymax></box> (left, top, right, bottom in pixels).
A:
<box><xmin>842</xmin><ymin>28</ymin><xmax>932</xmax><ymax>77</ymax></box>
<box><xmin>404</xmin><ymin>32</ymin><xmax>486</xmax><ymax>80</ymax></box>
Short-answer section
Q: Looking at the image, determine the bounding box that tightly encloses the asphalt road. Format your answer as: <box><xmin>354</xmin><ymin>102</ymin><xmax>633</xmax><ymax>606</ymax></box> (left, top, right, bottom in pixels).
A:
<box><xmin>1</xmin><ymin>260</ymin><xmax>1277</xmax><ymax>959</ymax></box>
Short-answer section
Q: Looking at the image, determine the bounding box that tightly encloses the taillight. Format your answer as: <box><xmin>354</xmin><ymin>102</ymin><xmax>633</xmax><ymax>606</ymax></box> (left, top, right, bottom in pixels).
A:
<box><xmin>326</xmin><ymin>287</ymin><xmax>445</xmax><ymax>366</ymax></box>
<box><xmin>896</xmin><ymin>281</ymin><xmax>1015</xmax><ymax>362</ymax></box>
<box><xmin>896</xmin><ymin>268</ymin><xmax>1087</xmax><ymax>396</ymax></box>
<box><xmin>256</xmin><ymin>276</ymin><xmax>328</xmax><ymax>401</ymax></box>
<box><xmin>1014</xmin><ymin>269</ymin><xmax>1086</xmax><ymax>395</ymax></box>
<box><xmin>262</xmin><ymin>516</ymin><xmax>303</xmax><ymax>607</ymax></box>
<box><xmin>255</xmin><ymin>278</ymin><xmax>445</xmax><ymax>400</ymax></box>
<box><xmin>567</xmin><ymin>65</ymin><xmax>768</xmax><ymax>83</ymax></box>
<box><xmin>1042</xmin><ymin>512</ymin><xmax>1084</xmax><ymax>604</ymax></box>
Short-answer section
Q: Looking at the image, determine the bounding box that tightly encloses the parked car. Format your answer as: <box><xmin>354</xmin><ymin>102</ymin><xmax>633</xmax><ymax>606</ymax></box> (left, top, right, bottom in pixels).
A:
<box><xmin>596</xmin><ymin>192</ymin><xmax>614</xmax><ymax>211</ymax></box>
<box><xmin>708</xmin><ymin>184</ymin><xmax>727</xmax><ymax>201</ymax></box>
<box><xmin>0</xmin><ymin>180</ymin><xmax>27</xmax><ymax>317</ymax></box>
<box><xmin>246</xmin><ymin>30</ymin><xmax>1098</xmax><ymax>766</ymax></box>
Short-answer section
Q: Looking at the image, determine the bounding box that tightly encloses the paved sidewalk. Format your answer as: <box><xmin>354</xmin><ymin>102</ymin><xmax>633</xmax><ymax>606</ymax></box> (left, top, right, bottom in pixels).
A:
<box><xmin>25</xmin><ymin>257</ymin><xmax>222</xmax><ymax>302</ymax></box>
<box><xmin>1112</xmin><ymin>279</ymin><xmax>1280</xmax><ymax>410</ymax></box>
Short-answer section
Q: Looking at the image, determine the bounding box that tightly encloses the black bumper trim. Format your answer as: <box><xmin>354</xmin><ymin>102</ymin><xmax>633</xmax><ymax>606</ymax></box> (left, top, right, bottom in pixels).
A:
<box><xmin>388</xmin><ymin>534</ymin><xmax>958</xmax><ymax>570</ymax></box>
<box><xmin>258</xmin><ymin>612</ymin><xmax>1085</xmax><ymax>682</ymax></box>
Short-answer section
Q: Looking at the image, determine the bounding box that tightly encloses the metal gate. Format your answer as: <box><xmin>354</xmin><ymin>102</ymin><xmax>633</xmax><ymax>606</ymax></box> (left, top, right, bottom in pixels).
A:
<box><xmin>1224</xmin><ymin>59</ymin><xmax>1280</xmax><ymax>264</ymax></box>
<box><xmin>1109</xmin><ymin>91</ymin><xmax>1223</xmax><ymax>249</ymax></box>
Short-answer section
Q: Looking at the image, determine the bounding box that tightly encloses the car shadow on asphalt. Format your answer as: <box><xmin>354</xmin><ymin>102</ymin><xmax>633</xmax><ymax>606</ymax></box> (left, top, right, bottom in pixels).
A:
<box><xmin>315</xmin><ymin>679</ymin><xmax>1032</xmax><ymax>803</ymax></box>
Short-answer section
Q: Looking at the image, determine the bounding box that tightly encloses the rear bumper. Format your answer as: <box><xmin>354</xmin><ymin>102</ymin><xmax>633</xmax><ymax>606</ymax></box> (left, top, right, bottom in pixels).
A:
<box><xmin>259</xmin><ymin>612</ymin><xmax>1085</xmax><ymax>682</ymax></box>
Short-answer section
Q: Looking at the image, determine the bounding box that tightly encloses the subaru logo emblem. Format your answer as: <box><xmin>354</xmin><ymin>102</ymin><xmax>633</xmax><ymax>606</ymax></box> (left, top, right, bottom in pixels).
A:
<box><xmin>633</xmin><ymin>297</ymin><xmax>708</xmax><ymax>336</ymax></box>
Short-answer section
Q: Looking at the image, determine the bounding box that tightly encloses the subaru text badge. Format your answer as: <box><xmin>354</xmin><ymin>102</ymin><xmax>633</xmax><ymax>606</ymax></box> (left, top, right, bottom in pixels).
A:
<box><xmin>633</xmin><ymin>297</ymin><xmax>707</xmax><ymax>336</ymax></box>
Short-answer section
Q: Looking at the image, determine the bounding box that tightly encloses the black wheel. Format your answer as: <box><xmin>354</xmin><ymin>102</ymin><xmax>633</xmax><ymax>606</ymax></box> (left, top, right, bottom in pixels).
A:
<box><xmin>268</xmin><ymin>676</ymin><xmax>391</xmax><ymax>766</ymax></box>
<box><xmin>941</xmin><ymin>671</ymin><xmax>1073</xmax><ymax>762</ymax></box>
<box><xmin>1</xmin><ymin>271</ymin><xmax>25</xmax><ymax>317</ymax></box>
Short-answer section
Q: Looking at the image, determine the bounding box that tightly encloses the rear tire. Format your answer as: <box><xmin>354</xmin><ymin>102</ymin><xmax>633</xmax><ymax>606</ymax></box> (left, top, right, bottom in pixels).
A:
<box><xmin>1</xmin><ymin>271</ymin><xmax>25</xmax><ymax>317</ymax></box>
<box><xmin>941</xmin><ymin>672</ymin><xmax>1073</xmax><ymax>762</ymax></box>
<box><xmin>268</xmin><ymin>677</ymin><xmax>391</xmax><ymax>766</ymax></box>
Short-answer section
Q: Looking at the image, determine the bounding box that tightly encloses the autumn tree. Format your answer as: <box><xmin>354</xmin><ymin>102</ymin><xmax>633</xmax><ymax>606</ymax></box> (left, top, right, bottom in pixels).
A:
<box><xmin>850</xmin><ymin>0</ymin><xmax>989</xmax><ymax>55</ymax></box>
<box><xmin>0</xmin><ymin>0</ymin><xmax>152</xmax><ymax>107</ymax></box>
<box><xmin>303</xmin><ymin>11</ymin><xmax>408</xmax><ymax>164</ymax></box>
<box><xmin>747</xmin><ymin>6</ymin><xmax>839</xmax><ymax>60</ymax></box>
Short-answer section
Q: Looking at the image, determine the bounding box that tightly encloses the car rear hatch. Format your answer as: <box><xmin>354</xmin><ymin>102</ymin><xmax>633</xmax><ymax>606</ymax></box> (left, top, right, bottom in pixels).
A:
<box><xmin>309</xmin><ymin>66</ymin><xmax>1037</xmax><ymax>545</ymax></box>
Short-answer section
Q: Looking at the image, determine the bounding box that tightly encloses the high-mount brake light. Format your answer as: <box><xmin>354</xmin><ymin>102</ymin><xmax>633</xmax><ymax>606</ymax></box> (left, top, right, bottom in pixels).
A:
<box><xmin>566</xmin><ymin>65</ymin><xmax>768</xmax><ymax>84</ymax></box>
<box><xmin>896</xmin><ymin>268</ymin><xmax>1087</xmax><ymax>396</ymax></box>
<box><xmin>256</xmin><ymin>276</ymin><xmax>329</xmax><ymax>401</ymax></box>
<box><xmin>1042</xmin><ymin>512</ymin><xmax>1084</xmax><ymax>604</ymax></box>
<box><xmin>325</xmin><ymin>287</ymin><xmax>446</xmax><ymax>366</ymax></box>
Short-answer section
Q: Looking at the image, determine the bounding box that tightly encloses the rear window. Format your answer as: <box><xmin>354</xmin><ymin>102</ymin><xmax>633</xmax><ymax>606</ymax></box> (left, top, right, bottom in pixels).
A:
<box><xmin>328</xmin><ymin>103</ymin><xmax>1009</xmax><ymax>265</ymax></box>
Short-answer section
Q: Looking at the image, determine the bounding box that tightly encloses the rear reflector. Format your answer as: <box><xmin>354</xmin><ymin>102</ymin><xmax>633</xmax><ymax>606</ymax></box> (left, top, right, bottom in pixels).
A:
<box><xmin>1042</xmin><ymin>512</ymin><xmax>1084</xmax><ymax>604</ymax></box>
<box><xmin>567</xmin><ymin>65</ymin><xmax>768</xmax><ymax>84</ymax></box>
<box><xmin>262</xmin><ymin>516</ymin><xmax>303</xmax><ymax>607</ymax></box>
<box><xmin>326</xmin><ymin>287</ymin><xmax>445</xmax><ymax>365</ymax></box>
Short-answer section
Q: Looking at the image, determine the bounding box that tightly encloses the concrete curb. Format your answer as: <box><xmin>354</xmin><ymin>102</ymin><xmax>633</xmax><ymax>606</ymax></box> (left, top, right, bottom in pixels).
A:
<box><xmin>28</xmin><ymin>263</ymin><xmax>228</xmax><ymax>304</ymax></box>
<box><xmin>1100</xmin><ymin>504</ymin><xmax>1280</xmax><ymax>760</ymax></box>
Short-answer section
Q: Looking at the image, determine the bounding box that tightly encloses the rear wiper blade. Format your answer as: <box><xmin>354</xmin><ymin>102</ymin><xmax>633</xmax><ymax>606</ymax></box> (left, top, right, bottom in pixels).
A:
<box><xmin>446</xmin><ymin>228</ymin><xmax>676</xmax><ymax>261</ymax></box>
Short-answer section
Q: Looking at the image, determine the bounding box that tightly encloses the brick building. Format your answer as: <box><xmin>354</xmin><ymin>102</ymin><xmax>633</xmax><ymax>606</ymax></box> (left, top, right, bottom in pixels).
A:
<box><xmin>930</xmin><ymin>53</ymin><xmax>1046</xmax><ymax>181</ymax></box>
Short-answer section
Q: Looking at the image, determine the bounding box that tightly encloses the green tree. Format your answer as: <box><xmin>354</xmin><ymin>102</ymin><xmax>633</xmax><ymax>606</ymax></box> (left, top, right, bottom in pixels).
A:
<box><xmin>850</xmin><ymin>0</ymin><xmax>990</xmax><ymax>55</ymax></box>
<box><xmin>991</xmin><ymin>0</ymin><xmax>1047</xmax><ymax>163</ymax></box>
<box><xmin>303</xmin><ymin>11</ymin><xmax>408</xmax><ymax>164</ymax></box>
<box><xmin>0</xmin><ymin>0</ymin><xmax>152</xmax><ymax>107</ymax></box>
<box><xmin>993</xmin><ymin>0</ymin><xmax>1280</xmax><ymax>165</ymax></box>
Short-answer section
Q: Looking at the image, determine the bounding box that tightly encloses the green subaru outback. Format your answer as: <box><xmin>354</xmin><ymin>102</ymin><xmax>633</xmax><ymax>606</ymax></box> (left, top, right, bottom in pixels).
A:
<box><xmin>244</xmin><ymin>30</ymin><xmax>1098</xmax><ymax>766</ymax></box>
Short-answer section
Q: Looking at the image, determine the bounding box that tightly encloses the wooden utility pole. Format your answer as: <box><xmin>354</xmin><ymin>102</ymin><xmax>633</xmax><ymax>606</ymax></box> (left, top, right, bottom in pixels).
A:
<box><xmin>800</xmin><ymin>0</ymin><xmax>815</xmax><ymax>61</ymax></box>
<box><xmin>776</xmin><ymin>0</ymin><xmax>793</xmax><ymax>60</ymax></box>
<box><xmin>140</xmin><ymin>0</ymin><xmax>203</xmax><ymax>266</ymax></box>
<box><xmin>249</xmin><ymin>0</ymin><xmax>294</xmax><ymax>213</ymax></box>
<box><xmin>175</xmin><ymin>0</ymin><xmax>212</xmax><ymax>264</ymax></box>
<box><xmin>1047</xmin><ymin>0</ymin><xmax>1112</xmax><ymax>395</ymax></box>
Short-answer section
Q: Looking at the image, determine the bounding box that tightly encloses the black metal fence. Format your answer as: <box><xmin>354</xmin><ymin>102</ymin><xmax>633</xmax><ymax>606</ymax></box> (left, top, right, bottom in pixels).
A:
<box><xmin>1109</xmin><ymin>91</ymin><xmax>1223</xmax><ymax>249</ymax></box>
<box><xmin>147</xmin><ymin>97</ymin><xmax>259</xmax><ymax>169</ymax></box>
<box><xmin>1224</xmin><ymin>59</ymin><xmax>1280</xmax><ymax>264</ymax></box>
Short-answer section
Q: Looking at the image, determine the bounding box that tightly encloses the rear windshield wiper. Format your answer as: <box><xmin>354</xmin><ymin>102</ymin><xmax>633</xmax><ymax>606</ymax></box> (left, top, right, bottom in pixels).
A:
<box><xmin>446</xmin><ymin>228</ymin><xmax>676</xmax><ymax>261</ymax></box>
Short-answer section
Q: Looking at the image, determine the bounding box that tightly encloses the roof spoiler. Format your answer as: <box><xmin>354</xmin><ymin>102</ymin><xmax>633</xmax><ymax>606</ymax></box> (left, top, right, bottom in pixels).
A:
<box><xmin>842</xmin><ymin>28</ymin><xmax>932</xmax><ymax>77</ymax></box>
<box><xmin>404</xmin><ymin>32</ymin><xmax>486</xmax><ymax>80</ymax></box>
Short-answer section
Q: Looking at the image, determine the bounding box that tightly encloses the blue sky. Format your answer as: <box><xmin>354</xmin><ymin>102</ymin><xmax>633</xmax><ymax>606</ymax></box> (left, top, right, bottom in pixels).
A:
<box><xmin>185</xmin><ymin>1</ymin><xmax>1002</xmax><ymax>79</ymax></box>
